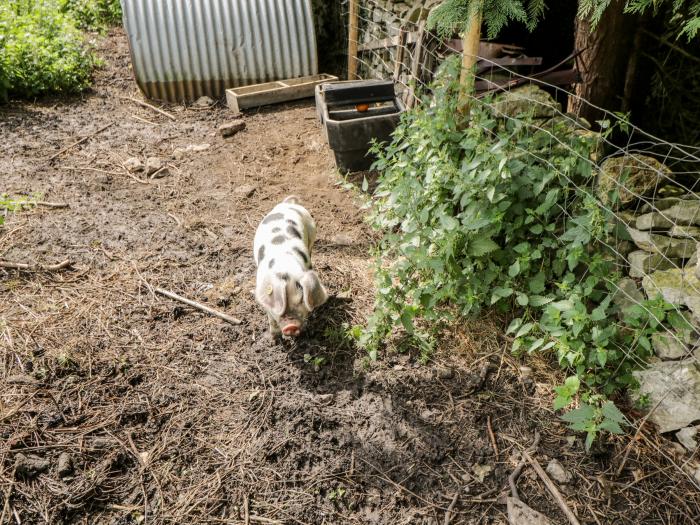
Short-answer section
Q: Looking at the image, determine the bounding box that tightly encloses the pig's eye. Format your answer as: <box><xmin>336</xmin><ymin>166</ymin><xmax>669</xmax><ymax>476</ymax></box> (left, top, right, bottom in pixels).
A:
<box><xmin>295</xmin><ymin>281</ymin><xmax>303</xmax><ymax>293</ymax></box>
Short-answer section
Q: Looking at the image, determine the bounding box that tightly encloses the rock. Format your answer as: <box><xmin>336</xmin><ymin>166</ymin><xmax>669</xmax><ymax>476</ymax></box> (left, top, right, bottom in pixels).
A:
<box><xmin>234</xmin><ymin>184</ymin><xmax>256</xmax><ymax>198</ymax></box>
<box><xmin>172</xmin><ymin>143</ymin><xmax>210</xmax><ymax>160</ymax></box>
<box><xmin>14</xmin><ymin>453</ymin><xmax>50</xmax><ymax>479</ymax></box>
<box><xmin>545</xmin><ymin>459</ymin><xmax>572</xmax><ymax>483</ymax></box>
<box><xmin>676</xmin><ymin>426</ymin><xmax>698</xmax><ymax>451</ymax></box>
<box><xmin>507</xmin><ymin>497</ymin><xmax>552</xmax><ymax>525</ymax></box>
<box><xmin>652</xmin><ymin>332</ymin><xmax>688</xmax><ymax>360</ymax></box>
<box><xmin>124</xmin><ymin>157</ymin><xmax>144</xmax><ymax>172</ymax></box>
<box><xmin>669</xmin><ymin>225</ymin><xmax>700</xmax><ymax>239</ymax></box>
<box><xmin>145</xmin><ymin>156</ymin><xmax>164</xmax><ymax>176</ymax></box>
<box><xmin>640</xmin><ymin>197</ymin><xmax>681</xmax><ymax>213</ymax></box>
<box><xmin>663</xmin><ymin>200</ymin><xmax>700</xmax><ymax>226</ymax></box>
<box><xmin>492</xmin><ymin>84</ymin><xmax>560</xmax><ymax>119</ymax></box>
<box><xmin>642</xmin><ymin>269</ymin><xmax>700</xmax><ymax>313</ymax></box>
<box><xmin>57</xmin><ymin>452</ymin><xmax>74</xmax><ymax>477</ymax></box>
<box><xmin>598</xmin><ymin>155</ymin><xmax>671</xmax><ymax>208</ymax></box>
<box><xmin>219</xmin><ymin>119</ymin><xmax>246</xmax><ymax>137</ymax></box>
<box><xmin>192</xmin><ymin>96</ymin><xmax>215</xmax><ymax>107</ymax></box>
<box><xmin>632</xmin><ymin>359</ymin><xmax>700</xmax><ymax>433</ymax></box>
<box><xmin>616</xmin><ymin>210</ymin><xmax>638</xmax><ymax>227</ymax></box>
<box><xmin>628</xmin><ymin>228</ymin><xmax>695</xmax><ymax>258</ymax></box>
<box><xmin>686</xmin><ymin>245</ymin><xmax>698</xmax><ymax>268</ymax></box>
<box><xmin>613</xmin><ymin>277</ymin><xmax>644</xmax><ymax>315</ymax></box>
<box><xmin>635</xmin><ymin>212</ymin><xmax>674</xmax><ymax>231</ymax></box>
<box><xmin>436</xmin><ymin>367</ymin><xmax>454</xmax><ymax>379</ymax></box>
<box><xmin>628</xmin><ymin>250</ymin><xmax>679</xmax><ymax>278</ymax></box>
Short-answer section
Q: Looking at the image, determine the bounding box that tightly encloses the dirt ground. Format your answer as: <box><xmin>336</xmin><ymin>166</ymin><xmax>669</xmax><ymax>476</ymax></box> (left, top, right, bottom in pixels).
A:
<box><xmin>2</xmin><ymin>29</ymin><xmax>700</xmax><ymax>525</ymax></box>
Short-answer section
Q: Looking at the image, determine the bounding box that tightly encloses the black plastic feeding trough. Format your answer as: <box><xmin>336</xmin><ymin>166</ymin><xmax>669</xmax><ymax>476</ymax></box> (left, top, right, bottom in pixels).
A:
<box><xmin>315</xmin><ymin>80</ymin><xmax>404</xmax><ymax>173</ymax></box>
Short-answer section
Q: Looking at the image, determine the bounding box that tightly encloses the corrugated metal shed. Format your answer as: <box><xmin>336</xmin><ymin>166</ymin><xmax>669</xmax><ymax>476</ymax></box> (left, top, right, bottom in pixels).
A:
<box><xmin>121</xmin><ymin>0</ymin><xmax>318</xmax><ymax>102</ymax></box>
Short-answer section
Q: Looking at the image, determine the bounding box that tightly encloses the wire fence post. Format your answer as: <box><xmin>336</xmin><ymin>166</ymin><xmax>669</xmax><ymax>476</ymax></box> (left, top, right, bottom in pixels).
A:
<box><xmin>458</xmin><ymin>3</ymin><xmax>483</xmax><ymax>116</ymax></box>
<box><xmin>347</xmin><ymin>0</ymin><xmax>359</xmax><ymax>80</ymax></box>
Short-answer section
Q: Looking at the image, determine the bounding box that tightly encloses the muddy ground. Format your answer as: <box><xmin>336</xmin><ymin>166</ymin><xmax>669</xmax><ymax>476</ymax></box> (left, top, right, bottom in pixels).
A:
<box><xmin>2</xmin><ymin>29</ymin><xmax>699</xmax><ymax>525</ymax></box>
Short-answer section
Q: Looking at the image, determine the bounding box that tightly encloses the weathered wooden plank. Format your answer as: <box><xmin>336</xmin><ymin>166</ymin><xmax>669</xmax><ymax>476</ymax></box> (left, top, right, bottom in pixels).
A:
<box><xmin>226</xmin><ymin>74</ymin><xmax>339</xmax><ymax>112</ymax></box>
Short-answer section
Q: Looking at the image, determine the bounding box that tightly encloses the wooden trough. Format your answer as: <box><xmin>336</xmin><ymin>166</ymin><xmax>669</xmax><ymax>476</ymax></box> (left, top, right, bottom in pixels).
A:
<box><xmin>226</xmin><ymin>73</ymin><xmax>338</xmax><ymax>112</ymax></box>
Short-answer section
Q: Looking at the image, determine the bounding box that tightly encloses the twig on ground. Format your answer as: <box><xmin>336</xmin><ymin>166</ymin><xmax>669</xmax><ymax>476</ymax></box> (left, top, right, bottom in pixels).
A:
<box><xmin>36</xmin><ymin>201</ymin><xmax>69</xmax><ymax>208</ymax></box>
<box><xmin>487</xmin><ymin>416</ymin><xmax>499</xmax><ymax>458</ymax></box>
<box><xmin>131</xmin><ymin>114</ymin><xmax>158</xmax><ymax>126</ymax></box>
<box><xmin>0</xmin><ymin>260</ymin><xmax>73</xmax><ymax>272</ymax></box>
<box><xmin>522</xmin><ymin>449</ymin><xmax>581</xmax><ymax>525</ymax></box>
<box><xmin>443</xmin><ymin>488</ymin><xmax>460</xmax><ymax>525</ymax></box>
<box><xmin>61</xmin><ymin>166</ymin><xmax>123</xmax><ymax>176</ymax></box>
<box><xmin>244</xmin><ymin>494</ymin><xmax>250</xmax><ymax>525</ymax></box>
<box><xmin>125</xmin><ymin>96</ymin><xmax>176</xmax><ymax>121</ymax></box>
<box><xmin>249</xmin><ymin>516</ymin><xmax>282</xmax><ymax>525</ymax></box>
<box><xmin>47</xmin><ymin>122</ymin><xmax>114</xmax><ymax>161</ymax></box>
<box><xmin>508</xmin><ymin>431</ymin><xmax>541</xmax><ymax>500</ymax></box>
<box><xmin>153</xmin><ymin>286</ymin><xmax>242</xmax><ymax>325</ymax></box>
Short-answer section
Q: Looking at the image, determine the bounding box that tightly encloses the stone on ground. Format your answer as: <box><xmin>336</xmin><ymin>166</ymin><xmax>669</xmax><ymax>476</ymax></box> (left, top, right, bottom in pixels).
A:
<box><xmin>632</xmin><ymin>359</ymin><xmax>700</xmax><ymax>433</ymax></box>
<box><xmin>628</xmin><ymin>250</ymin><xmax>679</xmax><ymax>278</ymax></box>
<box><xmin>676</xmin><ymin>426</ymin><xmax>698</xmax><ymax>452</ymax></box>
<box><xmin>628</xmin><ymin>228</ymin><xmax>695</xmax><ymax>258</ymax></box>
<box><xmin>192</xmin><ymin>96</ymin><xmax>215</xmax><ymax>107</ymax></box>
<box><xmin>651</xmin><ymin>332</ymin><xmax>688</xmax><ymax>360</ymax></box>
<box><xmin>598</xmin><ymin>155</ymin><xmax>671</xmax><ymax>208</ymax></box>
<box><xmin>545</xmin><ymin>459</ymin><xmax>572</xmax><ymax>484</ymax></box>
<box><xmin>642</xmin><ymin>268</ymin><xmax>700</xmax><ymax>314</ymax></box>
<box><xmin>124</xmin><ymin>157</ymin><xmax>144</xmax><ymax>172</ymax></box>
<box><xmin>668</xmin><ymin>225</ymin><xmax>700</xmax><ymax>239</ymax></box>
<box><xmin>219</xmin><ymin>119</ymin><xmax>246</xmax><ymax>137</ymax></box>
<box><xmin>636</xmin><ymin>212</ymin><xmax>674</xmax><ymax>231</ymax></box>
<box><xmin>507</xmin><ymin>497</ymin><xmax>552</xmax><ymax>525</ymax></box>
<box><xmin>145</xmin><ymin>156</ymin><xmax>164</xmax><ymax>176</ymax></box>
<box><xmin>613</xmin><ymin>277</ymin><xmax>645</xmax><ymax>315</ymax></box>
<box><xmin>663</xmin><ymin>200</ymin><xmax>700</xmax><ymax>226</ymax></box>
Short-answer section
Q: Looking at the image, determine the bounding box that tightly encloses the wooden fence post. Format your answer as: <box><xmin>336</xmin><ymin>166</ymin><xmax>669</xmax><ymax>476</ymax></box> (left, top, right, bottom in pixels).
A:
<box><xmin>348</xmin><ymin>0</ymin><xmax>359</xmax><ymax>80</ymax></box>
<box><xmin>458</xmin><ymin>3</ymin><xmax>483</xmax><ymax>116</ymax></box>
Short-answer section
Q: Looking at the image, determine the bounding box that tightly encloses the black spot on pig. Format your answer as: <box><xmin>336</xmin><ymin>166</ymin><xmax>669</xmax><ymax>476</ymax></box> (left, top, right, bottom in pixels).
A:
<box><xmin>287</xmin><ymin>225</ymin><xmax>302</xmax><ymax>239</ymax></box>
<box><xmin>258</xmin><ymin>245</ymin><xmax>265</xmax><ymax>262</ymax></box>
<box><xmin>271</xmin><ymin>235</ymin><xmax>286</xmax><ymax>245</ymax></box>
<box><xmin>262</xmin><ymin>212</ymin><xmax>284</xmax><ymax>224</ymax></box>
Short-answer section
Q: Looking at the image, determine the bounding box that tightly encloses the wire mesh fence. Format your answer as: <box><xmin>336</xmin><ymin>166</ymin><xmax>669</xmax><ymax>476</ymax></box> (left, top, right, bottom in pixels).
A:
<box><xmin>339</xmin><ymin>0</ymin><xmax>700</xmax><ymax>510</ymax></box>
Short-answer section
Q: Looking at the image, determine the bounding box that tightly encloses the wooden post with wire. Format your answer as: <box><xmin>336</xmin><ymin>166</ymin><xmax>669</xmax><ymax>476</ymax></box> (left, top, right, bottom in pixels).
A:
<box><xmin>458</xmin><ymin>2</ymin><xmax>483</xmax><ymax>116</ymax></box>
<box><xmin>347</xmin><ymin>0</ymin><xmax>359</xmax><ymax>80</ymax></box>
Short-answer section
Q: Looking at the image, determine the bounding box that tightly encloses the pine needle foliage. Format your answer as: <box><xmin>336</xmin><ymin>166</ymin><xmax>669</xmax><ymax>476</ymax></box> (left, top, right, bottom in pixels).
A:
<box><xmin>579</xmin><ymin>0</ymin><xmax>700</xmax><ymax>40</ymax></box>
<box><xmin>427</xmin><ymin>0</ymin><xmax>547</xmax><ymax>40</ymax></box>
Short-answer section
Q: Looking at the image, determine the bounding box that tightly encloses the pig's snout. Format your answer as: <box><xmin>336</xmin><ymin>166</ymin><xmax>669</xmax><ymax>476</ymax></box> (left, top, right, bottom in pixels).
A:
<box><xmin>282</xmin><ymin>323</ymin><xmax>301</xmax><ymax>337</ymax></box>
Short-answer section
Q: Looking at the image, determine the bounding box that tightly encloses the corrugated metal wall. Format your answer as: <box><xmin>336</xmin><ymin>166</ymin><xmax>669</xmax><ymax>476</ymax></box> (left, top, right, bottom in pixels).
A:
<box><xmin>121</xmin><ymin>0</ymin><xmax>318</xmax><ymax>102</ymax></box>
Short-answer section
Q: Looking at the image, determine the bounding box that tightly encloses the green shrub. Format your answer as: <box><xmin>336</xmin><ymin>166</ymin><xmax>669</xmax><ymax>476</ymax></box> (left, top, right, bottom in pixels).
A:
<box><xmin>360</xmin><ymin>57</ymin><xmax>666</xmax><ymax>447</ymax></box>
<box><xmin>0</xmin><ymin>0</ymin><xmax>97</xmax><ymax>100</ymax></box>
<box><xmin>60</xmin><ymin>0</ymin><xmax>122</xmax><ymax>31</ymax></box>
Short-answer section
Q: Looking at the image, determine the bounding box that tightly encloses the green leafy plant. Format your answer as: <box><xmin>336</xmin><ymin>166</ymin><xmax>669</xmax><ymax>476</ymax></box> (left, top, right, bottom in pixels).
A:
<box><xmin>60</xmin><ymin>0</ymin><xmax>122</xmax><ymax>31</ymax></box>
<box><xmin>360</xmin><ymin>56</ymin><xmax>672</xmax><ymax>446</ymax></box>
<box><xmin>0</xmin><ymin>0</ymin><xmax>98</xmax><ymax>100</ymax></box>
<box><xmin>428</xmin><ymin>0</ymin><xmax>547</xmax><ymax>39</ymax></box>
<box><xmin>1</xmin><ymin>193</ymin><xmax>37</xmax><ymax>225</ymax></box>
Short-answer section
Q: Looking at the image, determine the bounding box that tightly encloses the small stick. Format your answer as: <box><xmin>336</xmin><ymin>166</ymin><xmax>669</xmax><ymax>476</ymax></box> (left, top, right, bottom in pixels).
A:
<box><xmin>443</xmin><ymin>489</ymin><xmax>460</xmax><ymax>525</ymax></box>
<box><xmin>249</xmin><ymin>517</ymin><xmax>281</xmax><ymax>525</ymax></box>
<box><xmin>47</xmin><ymin>122</ymin><xmax>113</xmax><ymax>161</ymax></box>
<box><xmin>523</xmin><ymin>450</ymin><xmax>581</xmax><ymax>525</ymax></box>
<box><xmin>508</xmin><ymin>431</ymin><xmax>541</xmax><ymax>500</ymax></box>
<box><xmin>153</xmin><ymin>286</ymin><xmax>242</xmax><ymax>325</ymax></box>
<box><xmin>131</xmin><ymin>114</ymin><xmax>157</xmax><ymax>126</ymax></box>
<box><xmin>36</xmin><ymin>201</ymin><xmax>69</xmax><ymax>208</ymax></box>
<box><xmin>486</xmin><ymin>416</ymin><xmax>499</xmax><ymax>458</ymax></box>
<box><xmin>61</xmin><ymin>166</ymin><xmax>123</xmax><ymax>176</ymax></box>
<box><xmin>125</xmin><ymin>96</ymin><xmax>176</xmax><ymax>121</ymax></box>
<box><xmin>243</xmin><ymin>494</ymin><xmax>250</xmax><ymax>525</ymax></box>
<box><xmin>0</xmin><ymin>260</ymin><xmax>73</xmax><ymax>272</ymax></box>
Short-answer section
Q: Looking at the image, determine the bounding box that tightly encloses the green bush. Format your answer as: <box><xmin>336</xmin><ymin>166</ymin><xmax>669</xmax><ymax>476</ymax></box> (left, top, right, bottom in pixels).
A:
<box><xmin>359</xmin><ymin>57</ymin><xmax>671</xmax><ymax>447</ymax></box>
<box><xmin>0</xmin><ymin>1</ymin><xmax>98</xmax><ymax>99</ymax></box>
<box><xmin>60</xmin><ymin>0</ymin><xmax>122</xmax><ymax>30</ymax></box>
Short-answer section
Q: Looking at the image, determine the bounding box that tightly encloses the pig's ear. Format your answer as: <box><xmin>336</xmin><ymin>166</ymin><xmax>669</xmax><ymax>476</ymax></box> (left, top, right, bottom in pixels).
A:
<box><xmin>301</xmin><ymin>270</ymin><xmax>328</xmax><ymax>311</ymax></box>
<box><xmin>256</xmin><ymin>275</ymin><xmax>286</xmax><ymax>316</ymax></box>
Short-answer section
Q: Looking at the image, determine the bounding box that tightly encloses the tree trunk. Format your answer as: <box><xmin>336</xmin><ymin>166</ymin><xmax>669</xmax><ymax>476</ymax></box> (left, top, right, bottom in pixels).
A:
<box><xmin>568</xmin><ymin>0</ymin><xmax>639</xmax><ymax>125</ymax></box>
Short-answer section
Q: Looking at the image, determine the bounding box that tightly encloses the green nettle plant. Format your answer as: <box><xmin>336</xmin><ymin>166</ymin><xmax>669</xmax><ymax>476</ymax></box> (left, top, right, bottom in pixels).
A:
<box><xmin>60</xmin><ymin>0</ymin><xmax>123</xmax><ymax>30</ymax></box>
<box><xmin>357</xmin><ymin>56</ymin><xmax>676</xmax><ymax>447</ymax></box>
<box><xmin>0</xmin><ymin>0</ymin><xmax>98</xmax><ymax>100</ymax></box>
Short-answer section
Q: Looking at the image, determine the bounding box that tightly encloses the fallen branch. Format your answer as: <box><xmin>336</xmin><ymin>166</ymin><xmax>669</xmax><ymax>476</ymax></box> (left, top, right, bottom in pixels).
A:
<box><xmin>47</xmin><ymin>122</ymin><xmax>114</xmax><ymax>161</ymax></box>
<box><xmin>508</xmin><ymin>431</ymin><xmax>541</xmax><ymax>500</ymax></box>
<box><xmin>153</xmin><ymin>286</ymin><xmax>242</xmax><ymax>325</ymax></box>
<box><xmin>244</xmin><ymin>494</ymin><xmax>250</xmax><ymax>525</ymax></box>
<box><xmin>36</xmin><ymin>201</ymin><xmax>69</xmax><ymax>208</ymax></box>
<box><xmin>443</xmin><ymin>489</ymin><xmax>460</xmax><ymax>525</ymax></box>
<box><xmin>523</xmin><ymin>449</ymin><xmax>581</xmax><ymax>525</ymax></box>
<box><xmin>125</xmin><ymin>96</ymin><xmax>176</xmax><ymax>121</ymax></box>
<box><xmin>0</xmin><ymin>260</ymin><xmax>73</xmax><ymax>272</ymax></box>
<box><xmin>486</xmin><ymin>415</ymin><xmax>499</xmax><ymax>458</ymax></box>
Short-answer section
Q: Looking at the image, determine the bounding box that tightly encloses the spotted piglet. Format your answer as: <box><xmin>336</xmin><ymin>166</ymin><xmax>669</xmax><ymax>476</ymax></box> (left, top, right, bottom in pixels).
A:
<box><xmin>254</xmin><ymin>196</ymin><xmax>328</xmax><ymax>338</ymax></box>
